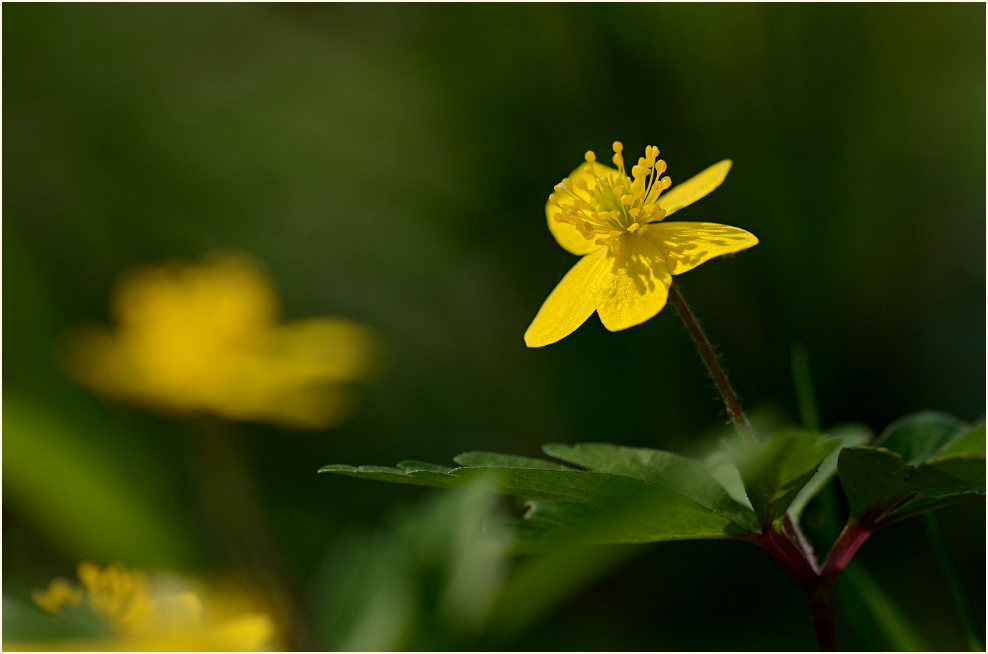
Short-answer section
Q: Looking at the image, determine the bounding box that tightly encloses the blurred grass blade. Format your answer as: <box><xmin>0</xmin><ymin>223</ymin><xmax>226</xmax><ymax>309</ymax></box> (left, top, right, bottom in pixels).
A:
<box><xmin>2</xmin><ymin>394</ymin><xmax>199</xmax><ymax>566</ymax></box>
<box><xmin>840</xmin><ymin>561</ymin><xmax>928</xmax><ymax>651</ymax></box>
<box><xmin>922</xmin><ymin>513</ymin><xmax>985</xmax><ymax>651</ymax></box>
<box><xmin>791</xmin><ymin>343</ymin><xmax>820</xmax><ymax>433</ymax></box>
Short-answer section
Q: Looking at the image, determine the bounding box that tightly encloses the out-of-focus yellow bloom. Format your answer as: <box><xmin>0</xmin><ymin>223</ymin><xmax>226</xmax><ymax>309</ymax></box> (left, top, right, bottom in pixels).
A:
<box><xmin>13</xmin><ymin>561</ymin><xmax>278</xmax><ymax>651</ymax></box>
<box><xmin>64</xmin><ymin>252</ymin><xmax>376</xmax><ymax>429</ymax></box>
<box><xmin>525</xmin><ymin>142</ymin><xmax>758</xmax><ymax>347</ymax></box>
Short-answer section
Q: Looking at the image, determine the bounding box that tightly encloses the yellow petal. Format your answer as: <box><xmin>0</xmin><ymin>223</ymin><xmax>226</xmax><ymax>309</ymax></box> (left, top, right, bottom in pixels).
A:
<box><xmin>267</xmin><ymin>318</ymin><xmax>378</xmax><ymax>382</ymax></box>
<box><xmin>644</xmin><ymin>222</ymin><xmax>758</xmax><ymax>275</ymax></box>
<box><xmin>525</xmin><ymin>248</ymin><xmax>611</xmax><ymax>347</ymax></box>
<box><xmin>596</xmin><ymin>235</ymin><xmax>673</xmax><ymax>332</ymax></box>
<box><xmin>657</xmin><ymin>160</ymin><xmax>732</xmax><ymax>218</ymax></box>
<box><xmin>546</xmin><ymin>161</ymin><xmax>619</xmax><ymax>255</ymax></box>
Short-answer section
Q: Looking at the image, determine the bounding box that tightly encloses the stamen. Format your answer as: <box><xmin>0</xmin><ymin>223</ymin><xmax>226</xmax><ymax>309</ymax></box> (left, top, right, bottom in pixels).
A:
<box><xmin>553</xmin><ymin>142</ymin><xmax>675</xmax><ymax>242</ymax></box>
<box><xmin>611</xmin><ymin>141</ymin><xmax>626</xmax><ymax>176</ymax></box>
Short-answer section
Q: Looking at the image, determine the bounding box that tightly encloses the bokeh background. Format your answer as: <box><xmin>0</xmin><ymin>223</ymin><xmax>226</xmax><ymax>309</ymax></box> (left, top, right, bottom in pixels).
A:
<box><xmin>3</xmin><ymin>3</ymin><xmax>985</xmax><ymax>650</ymax></box>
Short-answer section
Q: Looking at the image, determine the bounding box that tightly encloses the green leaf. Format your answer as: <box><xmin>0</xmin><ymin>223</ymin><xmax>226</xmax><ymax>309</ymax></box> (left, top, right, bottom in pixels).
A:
<box><xmin>518</xmin><ymin>489</ymin><xmax>751</xmax><ymax>545</ymax></box>
<box><xmin>838</xmin><ymin>447</ymin><xmax>912</xmax><ymax>518</ymax></box>
<box><xmin>932</xmin><ymin>424</ymin><xmax>986</xmax><ymax>460</ymax></box>
<box><xmin>733</xmin><ymin>429</ymin><xmax>841</xmax><ymax>525</ymax></box>
<box><xmin>788</xmin><ymin>424</ymin><xmax>872</xmax><ymax>522</ymax></box>
<box><xmin>877</xmin><ymin>411</ymin><xmax>969</xmax><ymax>465</ymax></box>
<box><xmin>837</xmin><ymin>445</ymin><xmax>985</xmax><ymax>522</ymax></box>
<box><xmin>884</xmin><ymin>454</ymin><xmax>986</xmax><ymax>521</ymax></box>
<box><xmin>453</xmin><ymin>451</ymin><xmax>575</xmax><ymax>470</ymax></box>
<box><xmin>396</xmin><ymin>460</ymin><xmax>454</xmax><ymax>473</ymax></box>
<box><xmin>541</xmin><ymin>443</ymin><xmax>758</xmax><ymax>531</ymax></box>
<box><xmin>837</xmin><ymin>413</ymin><xmax>985</xmax><ymax>525</ymax></box>
<box><xmin>321</xmin><ymin>443</ymin><xmax>761</xmax><ymax>545</ymax></box>
<box><xmin>321</xmin><ymin>462</ymin><xmax>646</xmax><ymax>502</ymax></box>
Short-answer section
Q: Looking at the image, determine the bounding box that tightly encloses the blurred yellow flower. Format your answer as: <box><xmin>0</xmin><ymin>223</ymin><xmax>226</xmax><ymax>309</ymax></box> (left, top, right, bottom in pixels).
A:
<box><xmin>13</xmin><ymin>561</ymin><xmax>278</xmax><ymax>651</ymax></box>
<box><xmin>525</xmin><ymin>142</ymin><xmax>758</xmax><ymax>347</ymax></box>
<box><xmin>63</xmin><ymin>252</ymin><xmax>376</xmax><ymax>429</ymax></box>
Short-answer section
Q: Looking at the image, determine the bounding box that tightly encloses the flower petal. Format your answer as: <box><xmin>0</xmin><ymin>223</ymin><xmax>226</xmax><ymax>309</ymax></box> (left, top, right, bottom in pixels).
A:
<box><xmin>596</xmin><ymin>235</ymin><xmax>673</xmax><ymax>332</ymax></box>
<box><xmin>525</xmin><ymin>248</ymin><xmax>611</xmax><ymax>347</ymax></box>
<box><xmin>644</xmin><ymin>222</ymin><xmax>758</xmax><ymax>275</ymax></box>
<box><xmin>546</xmin><ymin>161</ymin><xmax>619</xmax><ymax>255</ymax></box>
<box><xmin>657</xmin><ymin>160</ymin><xmax>732</xmax><ymax>218</ymax></box>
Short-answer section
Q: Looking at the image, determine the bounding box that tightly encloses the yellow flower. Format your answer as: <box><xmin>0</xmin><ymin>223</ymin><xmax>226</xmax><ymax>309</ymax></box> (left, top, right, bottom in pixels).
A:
<box><xmin>13</xmin><ymin>561</ymin><xmax>278</xmax><ymax>651</ymax></box>
<box><xmin>63</xmin><ymin>252</ymin><xmax>376</xmax><ymax>429</ymax></box>
<box><xmin>524</xmin><ymin>142</ymin><xmax>758</xmax><ymax>347</ymax></box>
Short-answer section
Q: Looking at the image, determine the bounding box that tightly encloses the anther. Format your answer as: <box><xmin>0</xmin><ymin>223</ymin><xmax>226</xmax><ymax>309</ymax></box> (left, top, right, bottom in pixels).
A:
<box><xmin>584</xmin><ymin>150</ymin><xmax>596</xmax><ymax>163</ymax></box>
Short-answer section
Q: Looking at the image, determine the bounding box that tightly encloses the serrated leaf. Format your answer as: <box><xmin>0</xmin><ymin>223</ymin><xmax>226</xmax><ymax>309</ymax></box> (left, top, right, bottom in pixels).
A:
<box><xmin>397</xmin><ymin>460</ymin><xmax>454</xmax><ymax>473</ymax></box>
<box><xmin>877</xmin><ymin>411</ymin><xmax>968</xmax><ymax>465</ymax></box>
<box><xmin>541</xmin><ymin>442</ymin><xmax>758</xmax><ymax>531</ymax></box>
<box><xmin>453</xmin><ymin>452</ymin><xmax>575</xmax><ymax>470</ymax></box>
<box><xmin>788</xmin><ymin>424</ymin><xmax>872</xmax><ymax>522</ymax></box>
<box><xmin>321</xmin><ymin>444</ymin><xmax>762</xmax><ymax>544</ymax></box>
<box><xmin>733</xmin><ymin>430</ymin><xmax>841</xmax><ymax>525</ymax></box>
<box><xmin>319</xmin><ymin>464</ymin><xmax>463</xmax><ymax>490</ymax></box>
<box><xmin>321</xmin><ymin>462</ymin><xmax>645</xmax><ymax>502</ymax></box>
<box><xmin>837</xmin><ymin>446</ymin><xmax>985</xmax><ymax>523</ymax></box>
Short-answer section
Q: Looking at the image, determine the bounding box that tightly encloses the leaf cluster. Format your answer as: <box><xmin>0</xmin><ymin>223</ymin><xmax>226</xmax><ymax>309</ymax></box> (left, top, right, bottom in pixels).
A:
<box><xmin>321</xmin><ymin>412</ymin><xmax>984</xmax><ymax>550</ymax></box>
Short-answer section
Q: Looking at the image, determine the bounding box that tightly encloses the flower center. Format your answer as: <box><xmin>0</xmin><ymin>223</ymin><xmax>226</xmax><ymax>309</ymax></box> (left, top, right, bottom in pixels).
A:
<box><xmin>549</xmin><ymin>141</ymin><xmax>672</xmax><ymax>247</ymax></box>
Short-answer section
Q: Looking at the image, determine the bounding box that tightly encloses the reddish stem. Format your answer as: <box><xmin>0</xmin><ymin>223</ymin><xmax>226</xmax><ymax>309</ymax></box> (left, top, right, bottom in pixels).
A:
<box><xmin>751</xmin><ymin>517</ymin><xmax>875</xmax><ymax>651</ymax></box>
<box><xmin>820</xmin><ymin>519</ymin><xmax>874</xmax><ymax>582</ymax></box>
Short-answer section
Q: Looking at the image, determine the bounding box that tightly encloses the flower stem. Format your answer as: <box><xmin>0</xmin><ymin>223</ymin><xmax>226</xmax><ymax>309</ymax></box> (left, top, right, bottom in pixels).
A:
<box><xmin>668</xmin><ymin>282</ymin><xmax>755</xmax><ymax>442</ymax></box>
<box><xmin>187</xmin><ymin>420</ymin><xmax>312</xmax><ymax>649</ymax></box>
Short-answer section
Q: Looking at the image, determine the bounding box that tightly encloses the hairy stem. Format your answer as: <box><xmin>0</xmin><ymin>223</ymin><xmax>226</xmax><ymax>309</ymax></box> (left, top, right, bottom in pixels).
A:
<box><xmin>668</xmin><ymin>283</ymin><xmax>755</xmax><ymax>442</ymax></box>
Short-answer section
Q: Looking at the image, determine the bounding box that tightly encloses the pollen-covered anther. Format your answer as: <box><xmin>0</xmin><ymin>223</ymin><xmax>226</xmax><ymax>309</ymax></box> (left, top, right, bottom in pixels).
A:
<box><xmin>611</xmin><ymin>141</ymin><xmax>626</xmax><ymax>174</ymax></box>
<box><xmin>594</xmin><ymin>230</ymin><xmax>623</xmax><ymax>247</ymax></box>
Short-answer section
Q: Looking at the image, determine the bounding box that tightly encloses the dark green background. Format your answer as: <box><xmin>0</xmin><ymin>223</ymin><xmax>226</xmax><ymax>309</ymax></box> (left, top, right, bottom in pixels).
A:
<box><xmin>4</xmin><ymin>3</ymin><xmax>984</xmax><ymax>650</ymax></box>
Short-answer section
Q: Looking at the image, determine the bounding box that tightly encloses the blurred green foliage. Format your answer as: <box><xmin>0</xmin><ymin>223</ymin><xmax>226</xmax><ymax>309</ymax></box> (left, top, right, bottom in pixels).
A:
<box><xmin>4</xmin><ymin>4</ymin><xmax>985</xmax><ymax>650</ymax></box>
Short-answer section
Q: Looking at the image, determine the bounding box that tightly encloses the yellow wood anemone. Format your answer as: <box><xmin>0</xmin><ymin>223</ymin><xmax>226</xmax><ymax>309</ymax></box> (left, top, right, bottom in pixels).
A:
<box><xmin>14</xmin><ymin>561</ymin><xmax>279</xmax><ymax>651</ymax></box>
<box><xmin>525</xmin><ymin>141</ymin><xmax>759</xmax><ymax>347</ymax></box>
<box><xmin>63</xmin><ymin>253</ymin><xmax>376</xmax><ymax>429</ymax></box>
